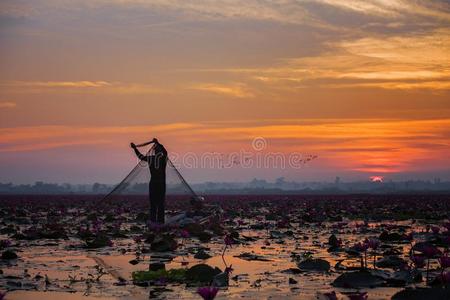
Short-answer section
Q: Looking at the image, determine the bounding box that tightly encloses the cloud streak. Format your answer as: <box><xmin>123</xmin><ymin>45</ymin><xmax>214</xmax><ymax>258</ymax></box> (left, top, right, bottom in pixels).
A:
<box><xmin>13</xmin><ymin>81</ymin><xmax>112</xmax><ymax>88</ymax></box>
<box><xmin>188</xmin><ymin>83</ymin><xmax>254</xmax><ymax>98</ymax></box>
<box><xmin>4</xmin><ymin>0</ymin><xmax>449</xmax><ymax>25</ymax></box>
<box><xmin>3</xmin><ymin>0</ymin><xmax>448</xmax><ymax>38</ymax></box>
<box><xmin>1</xmin><ymin>81</ymin><xmax>165</xmax><ymax>94</ymax></box>
<box><xmin>199</xmin><ymin>28</ymin><xmax>450</xmax><ymax>91</ymax></box>
<box><xmin>1</xmin><ymin>119</ymin><xmax>448</xmax><ymax>174</ymax></box>
<box><xmin>0</xmin><ymin>102</ymin><xmax>16</xmax><ymax>109</ymax></box>
<box><xmin>312</xmin><ymin>0</ymin><xmax>450</xmax><ymax>21</ymax></box>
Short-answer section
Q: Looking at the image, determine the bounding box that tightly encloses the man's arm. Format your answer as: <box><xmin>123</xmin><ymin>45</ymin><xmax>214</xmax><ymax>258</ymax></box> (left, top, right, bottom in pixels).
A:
<box><xmin>130</xmin><ymin>143</ymin><xmax>149</xmax><ymax>161</ymax></box>
<box><xmin>136</xmin><ymin>138</ymin><xmax>158</xmax><ymax>148</ymax></box>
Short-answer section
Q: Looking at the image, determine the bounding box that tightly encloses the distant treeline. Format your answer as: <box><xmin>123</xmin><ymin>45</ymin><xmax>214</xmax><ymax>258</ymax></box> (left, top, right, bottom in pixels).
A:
<box><xmin>1</xmin><ymin>178</ymin><xmax>449</xmax><ymax>195</ymax></box>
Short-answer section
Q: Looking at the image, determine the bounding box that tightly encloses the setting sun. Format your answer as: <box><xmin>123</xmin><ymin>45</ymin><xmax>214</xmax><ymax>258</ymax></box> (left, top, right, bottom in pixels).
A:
<box><xmin>370</xmin><ymin>176</ymin><xmax>384</xmax><ymax>182</ymax></box>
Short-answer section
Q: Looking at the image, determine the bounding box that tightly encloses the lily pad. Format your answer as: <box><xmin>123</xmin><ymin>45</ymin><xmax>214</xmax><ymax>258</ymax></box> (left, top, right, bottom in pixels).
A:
<box><xmin>332</xmin><ymin>270</ymin><xmax>385</xmax><ymax>288</ymax></box>
<box><xmin>392</xmin><ymin>287</ymin><xmax>450</xmax><ymax>300</ymax></box>
<box><xmin>298</xmin><ymin>258</ymin><xmax>331</xmax><ymax>272</ymax></box>
<box><xmin>132</xmin><ymin>268</ymin><xmax>186</xmax><ymax>283</ymax></box>
<box><xmin>186</xmin><ymin>264</ymin><xmax>221</xmax><ymax>283</ymax></box>
<box><xmin>235</xmin><ymin>252</ymin><xmax>271</xmax><ymax>262</ymax></box>
<box><xmin>2</xmin><ymin>250</ymin><xmax>18</xmax><ymax>260</ymax></box>
<box><xmin>387</xmin><ymin>269</ymin><xmax>422</xmax><ymax>286</ymax></box>
<box><xmin>213</xmin><ymin>271</ymin><xmax>229</xmax><ymax>287</ymax></box>
<box><xmin>151</xmin><ymin>235</ymin><xmax>177</xmax><ymax>252</ymax></box>
<box><xmin>194</xmin><ymin>249</ymin><xmax>211</xmax><ymax>259</ymax></box>
<box><xmin>376</xmin><ymin>255</ymin><xmax>407</xmax><ymax>268</ymax></box>
<box><xmin>84</xmin><ymin>235</ymin><xmax>111</xmax><ymax>249</ymax></box>
<box><xmin>197</xmin><ymin>231</ymin><xmax>212</xmax><ymax>242</ymax></box>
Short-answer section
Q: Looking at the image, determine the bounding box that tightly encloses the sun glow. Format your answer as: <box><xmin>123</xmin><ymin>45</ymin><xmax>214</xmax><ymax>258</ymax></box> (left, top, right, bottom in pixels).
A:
<box><xmin>370</xmin><ymin>176</ymin><xmax>384</xmax><ymax>182</ymax></box>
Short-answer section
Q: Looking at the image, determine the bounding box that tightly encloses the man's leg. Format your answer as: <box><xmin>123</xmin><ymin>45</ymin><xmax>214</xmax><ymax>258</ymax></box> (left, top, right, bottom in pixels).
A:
<box><xmin>149</xmin><ymin>185</ymin><xmax>157</xmax><ymax>223</ymax></box>
<box><xmin>157</xmin><ymin>196</ymin><xmax>165</xmax><ymax>224</ymax></box>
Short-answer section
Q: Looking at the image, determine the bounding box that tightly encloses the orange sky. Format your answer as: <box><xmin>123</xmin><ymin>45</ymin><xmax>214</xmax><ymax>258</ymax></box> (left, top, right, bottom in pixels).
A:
<box><xmin>0</xmin><ymin>0</ymin><xmax>449</xmax><ymax>183</ymax></box>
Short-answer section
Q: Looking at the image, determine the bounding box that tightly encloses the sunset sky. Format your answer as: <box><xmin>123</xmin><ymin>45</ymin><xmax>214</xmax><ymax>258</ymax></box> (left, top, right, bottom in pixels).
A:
<box><xmin>0</xmin><ymin>0</ymin><xmax>449</xmax><ymax>184</ymax></box>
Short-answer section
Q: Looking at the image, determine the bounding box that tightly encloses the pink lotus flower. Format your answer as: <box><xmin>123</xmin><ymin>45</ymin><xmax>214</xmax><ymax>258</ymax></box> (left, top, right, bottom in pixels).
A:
<box><xmin>323</xmin><ymin>291</ymin><xmax>338</xmax><ymax>300</ymax></box>
<box><xmin>440</xmin><ymin>255</ymin><xmax>450</xmax><ymax>269</ymax></box>
<box><xmin>225</xmin><ymin>265</ymin><xmax>234</xmax><ymax>274</ymax></box>
<box><xmin>443</xmin><ymin>221</ymin><xmax>450</xmax><ymax>231</ymax></box>
<box><xmin>443</xmin><ymin>236</ymin><xmax>450</xmax><ymax>246</ymax></box>
<box><xmin>147</xmin><ymin>221</ymin><xmax>163</xmax><ymax>232</ymax></box>
<box><xmin>277</xmin><ymin>219</ymin><xmax>289</xmax><ymax>228</ymax></box>
<box><xmin>438</xmin><ymin>271</ymin><xmax>450</xmax><ymax>284</ymax></box>
<box><xmin>353</xmin><ymin>242</ymin><xmax>369</xmax><ymax>252</ymax></box>
<box><xmin>366</xmin><ymin>238</ymin><xmax>380</xmax><ymax>250</ymax></box>
<box><xmin>0</xmin><ymin>240</ymin><xmax>11</xmax><ymax>249</ymax></box>
<box><xmin>156</xmin><ymin>277</ymin><xmax>167</xmax><ymax>285</ymax></box>
<box><xmin>423</xmin><ymin>245</ymin><xmax>440</xmax><ymax>258</ymax></box>
<box><xmin>197</xmin><ymin>286</ymin><xmax>219</xmax><ymax>300</ymax></box>
<box><xmin>431</xmin><ymin>226</ymin><xmax>440</xmax><ymax>234</ymax></box>
<box><xmin>180</xmin><ymin>230</ymin><xmax>190</xmax><ymax>238</ymax></box>
<box><xmin>224</xmin><ymin>235</ymin><xmax>234</xmax><ymax>247</ymax></box>
<box><xmin>404</xmin><ymin>232</ymin><xmax>414</xmax><ymax>241</ymax></box>
<box><xmin>411</xmin><ymin>255</ymin><xmax>426</xmax><ymax>268</ymax></box>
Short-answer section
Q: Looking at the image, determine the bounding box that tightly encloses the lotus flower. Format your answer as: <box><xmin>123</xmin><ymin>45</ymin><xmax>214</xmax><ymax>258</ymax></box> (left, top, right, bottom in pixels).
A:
<box><xmin>0</xmin><ymin>240</ymin><xmax>11</xmax><ymax>249</ymax></box>
<box><xmin>423</xmin><ymin>245</ymin><xmax>440</xmax><ymax>258</ymax></box>
<box><xmin>147</xmin><ymin>221</ymin><xmax>163</xmax><ymax>232</ymax></box>
<box><xmin>353</xmin><ymin>242</ymin><xmax>369</xmax><ymax>252</ymax></box>
<box><xmin>224</xmin><ymin>235</ymin><xmax>234</xmax><ymax>247</ymax></box>
<box><xmin>353</xmin><ymin>241</ymin><xmax>370</xmax><ymax>268</ymax></box>
<box><xmin>156</xmin><ymin>277</ymin><xmax>167</xmax><ymax>286</ymax></box>
<box><xmin>422</xmin><ymin>245</ymin><xmax>441</xmax><ymax>282</ymax></box>
<box><xmin>222</xmin><ymin>234</ymin><xmax>234</xmax><ymax>257</ymax></box>
<box><xmin>180</xmin><ymin>229</ymin><xmax>190</xmax><ymax>238</ymax></box>
<box><xmin>440</xmin><ymin>255</ymin><xmax>450</xmax><ymax>269</ymax></box>
<box><xmin>411</xmin><ymin>255</ymin><xmax>426</xmax><ymax>268</ymax></box>
<box><xmin>443</xmin><ymin>222</ymin><xmax>450</xmax><ymax>231</ymax></box>
<box><xmin>443</xmin><ymin>236</ymin><xmax>450</xmax><ymax>246</ymax></box>
<box><xmin>442</xmin><ymin>271</ymin><xmax>450</xmax><ymax>284</ymax></box>
<box><xmin>404</xmin><ymin>232</ymin><xmax>414</xmax><ymax>241</ymax></box>
<box><xmin>197</xmin><ymin>286</ymin><xmax>219</xmax><ymax>300</ymax></box>
<box><xmin>225</xmin><ymin>265</ymin><xmax>234</xmax><ymax>274</ymax></box>
<box><xmin>277</xmin><ymin>219</ymin><xmax>289</xmax><ymax>228</ymax></box>
<box><xmin>366</xmin><ymin>238</ymin><xmax>380</xmax><ymax>250</ymax></box>
<box><xmin>431</xmin><ymin>226</ymin><xmax>440</xmax><ymax>234</ymax></box>
<box><xmin>322</xmin><ymin>291</ymin><xmax>338</xmax><ymax>300</ymax></box>
<box><xmin>436</xmin><ymin>271</ymin><xmax>450</xmax><ymax>285</ymax></box>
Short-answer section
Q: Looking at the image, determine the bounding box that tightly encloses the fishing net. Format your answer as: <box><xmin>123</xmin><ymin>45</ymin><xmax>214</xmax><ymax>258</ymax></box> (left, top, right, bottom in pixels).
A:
<box><xmin>102</xmin><ymin>145</ymin><xmax>220</xmax><ymax>224</ymax></box>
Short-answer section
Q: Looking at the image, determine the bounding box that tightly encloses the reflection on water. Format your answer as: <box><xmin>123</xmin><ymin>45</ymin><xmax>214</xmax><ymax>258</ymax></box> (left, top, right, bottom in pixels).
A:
<box><xmin>1</xmin><ymin>194</ymin><xmax>448</xmax><ymax>300</ymax></box>
<box><xmin>2</xmin><ymin>221</ymin><xmax>431</xmax><ymax>300</ymax></box>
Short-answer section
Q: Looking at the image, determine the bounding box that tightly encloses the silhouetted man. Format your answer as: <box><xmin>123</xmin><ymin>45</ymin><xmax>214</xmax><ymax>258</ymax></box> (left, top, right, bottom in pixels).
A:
<box><xmin>131</xmin><ymin>138</ymin><xmax>167</xmax><ymax>224</ymax></box>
